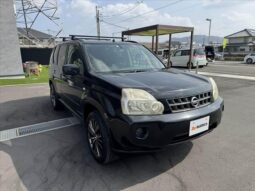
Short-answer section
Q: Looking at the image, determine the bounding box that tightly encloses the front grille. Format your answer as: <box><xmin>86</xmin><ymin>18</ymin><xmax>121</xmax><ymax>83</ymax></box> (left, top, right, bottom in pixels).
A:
<box><xmin>167</xmin><ymin>92</ymin><xmax>212</xmax><ymax>113</ymax></box>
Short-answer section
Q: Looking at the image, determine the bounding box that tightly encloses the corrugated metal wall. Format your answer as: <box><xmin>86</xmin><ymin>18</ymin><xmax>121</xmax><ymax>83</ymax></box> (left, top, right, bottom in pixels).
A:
<box><xmin>20</xmin><ymin>48</ymin><xmax>53</xmax><ymax>65</ymax></box>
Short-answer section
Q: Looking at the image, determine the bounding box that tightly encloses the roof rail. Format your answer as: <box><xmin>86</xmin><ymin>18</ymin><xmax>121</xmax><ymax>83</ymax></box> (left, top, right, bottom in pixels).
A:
<box><xmin>69</xmin><ymin>35</ymin><xmax>126</xmax><ymax>41</ymax></box>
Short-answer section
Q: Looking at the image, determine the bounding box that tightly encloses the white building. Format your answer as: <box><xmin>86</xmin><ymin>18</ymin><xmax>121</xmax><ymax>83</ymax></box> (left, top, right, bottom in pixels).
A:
<box><xmin>225</xmin><ymin>29</ymin><xmax>255</xmax><ymax>55</ymax></box>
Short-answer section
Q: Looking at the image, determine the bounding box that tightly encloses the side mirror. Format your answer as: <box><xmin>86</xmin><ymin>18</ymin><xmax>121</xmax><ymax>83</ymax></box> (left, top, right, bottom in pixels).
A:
<box><xmin>62</xmin><ymin>64</ymin><xmax>80</xmax><ymax>76</ymax></box>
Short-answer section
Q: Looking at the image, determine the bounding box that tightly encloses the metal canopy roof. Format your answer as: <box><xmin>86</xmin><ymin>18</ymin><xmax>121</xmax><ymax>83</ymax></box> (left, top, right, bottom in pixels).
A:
<box><xmin>122</xmin><ymin>24</ymin><xmax>194</xmax><ymax>36</ymax></box>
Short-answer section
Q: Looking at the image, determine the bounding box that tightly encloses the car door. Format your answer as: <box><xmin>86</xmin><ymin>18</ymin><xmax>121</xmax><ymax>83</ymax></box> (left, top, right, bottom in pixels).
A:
<box><xmin>171</xmin><ymin>50</ymin><xmax>182</xmax><ymax>66</ymax></box>
<box><xmin>61</xmin><ymin>43</ymin><xmax>85</xmax><ymax>114</ymax></box>
<box><xmin>181</xmin><ymin>50</ymin><xmax>190</xmax><ymax>66</ymax></box>
<box><xmin>55</xmin><ymin>44</ymin><xmax>68</xmax><ymax>98</ymax></box>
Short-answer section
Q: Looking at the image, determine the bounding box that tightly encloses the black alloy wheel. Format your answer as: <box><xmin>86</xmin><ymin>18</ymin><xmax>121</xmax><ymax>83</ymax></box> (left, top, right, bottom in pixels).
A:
<box><xmin>86</xmin><ymin>111</ymin><xmax>116</xmax><ymax>164</ymax></box>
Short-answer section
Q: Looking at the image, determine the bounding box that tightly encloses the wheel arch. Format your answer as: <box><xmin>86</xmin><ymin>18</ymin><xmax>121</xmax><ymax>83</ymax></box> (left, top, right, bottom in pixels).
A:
<box><xmin>82</xmin><ymin>98</ymin><xmax>109</xmax><ymax>123</ymax></box>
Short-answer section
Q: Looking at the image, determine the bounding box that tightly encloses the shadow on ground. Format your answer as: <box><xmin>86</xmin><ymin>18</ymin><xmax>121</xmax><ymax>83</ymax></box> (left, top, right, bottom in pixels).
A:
<box><xmin>0</xmin><ymin>124</ymin><xmax>193</xmax><ymax>191</ymax></box>
<box><xmin>0</xmin><ymin>96</ymin><xmax>71</xmax><ymax>131</ymax></box>
<box><xmin>0</xmin><ymin>95</ymin><xmax>193</xmax><ymax>191</ymax></box>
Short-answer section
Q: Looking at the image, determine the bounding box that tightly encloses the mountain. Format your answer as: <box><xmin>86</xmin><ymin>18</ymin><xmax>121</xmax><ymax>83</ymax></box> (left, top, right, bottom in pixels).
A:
<box><xmin>171</xmin><ymin>35</ymin><xmax>223</xmax><ymax>44</ymax></box>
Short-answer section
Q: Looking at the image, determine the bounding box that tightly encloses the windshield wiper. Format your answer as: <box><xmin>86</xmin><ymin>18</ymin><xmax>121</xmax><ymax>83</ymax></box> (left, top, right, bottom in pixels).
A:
<box><xmin>111</xmin><ymin>69</ymin><xmax>145</xmax><ymax>73</ymax></box>
<box><xmin>111</xmin><ymin>68</ymin><xmax>164</xmax><ymax>73</ymax></box>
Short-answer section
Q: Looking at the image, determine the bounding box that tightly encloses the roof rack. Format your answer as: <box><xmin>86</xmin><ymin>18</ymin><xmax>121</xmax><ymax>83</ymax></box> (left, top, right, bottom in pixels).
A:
<box><xmin>69</xmin><ymin>35</ymin><xmax>126</xmax><ymax>41</ymax></box>
<box><xmin>58</xmin><ymin>36</ymin><xmax>71</xmax><ymax>41</ymax></box>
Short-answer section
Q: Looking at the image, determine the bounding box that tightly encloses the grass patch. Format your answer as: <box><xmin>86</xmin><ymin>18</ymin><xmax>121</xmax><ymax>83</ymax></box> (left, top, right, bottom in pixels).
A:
<box><xmin>0</xmin><ymin>66</ymin><xmax>49</xmax><ymax>86</ymax></box>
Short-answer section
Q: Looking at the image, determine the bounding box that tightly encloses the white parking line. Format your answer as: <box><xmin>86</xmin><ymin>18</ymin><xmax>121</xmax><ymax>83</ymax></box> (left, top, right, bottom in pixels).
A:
<box><xmin>0</xmin><ymin>83</ymin><xmax>48</xmax><ymax>88</ymax></box>
<box><xmin>209</xmin><ymin>64</ymin><xmax>255</xmax><ymax>69</ymax></box>
<box><xmin>198</xmin><ymin>72</ymin><xmax>255</xmax><ymax>81</ymax></box>
<box><xmin>0</xmin><ymin>117</ymin><xmax>80</xmax><ymax>142</ymax></box>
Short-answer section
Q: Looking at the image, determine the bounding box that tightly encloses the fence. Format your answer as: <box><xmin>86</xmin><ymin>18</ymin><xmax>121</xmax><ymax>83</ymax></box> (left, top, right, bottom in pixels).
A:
<box><xmin>20</xmin><ymin>47</ymin><xmax>53</xmax><ymax>65</ymax></box>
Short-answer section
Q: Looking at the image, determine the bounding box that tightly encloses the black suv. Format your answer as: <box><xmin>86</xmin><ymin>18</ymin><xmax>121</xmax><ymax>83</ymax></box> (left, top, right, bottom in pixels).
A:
<box><xmin>49</xmin><ymin>35</ymin><xmax>224</xmax><ymax>163</ymax></box>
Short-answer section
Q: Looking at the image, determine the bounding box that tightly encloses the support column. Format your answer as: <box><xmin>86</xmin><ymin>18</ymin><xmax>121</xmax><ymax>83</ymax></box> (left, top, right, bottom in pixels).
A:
<box><xmin>155</xmin><ymin>27</ymin><xmax>159</xmax><ymax>54</ymax></box>
<box><xmin>188</xmin><ymin>29</ymin><xmax>194</xmax><ymax>71</ymax></box>
<box><xmin>0</xmin><ymin>0</ymin><xmax>24</xmax><ymax>78</ymax></box>
<box><xmin>168</xmin><ymin>34</ymin><xmax>172</xmax><ymax>67</ymax></box>
<box><xmin>152</xmin><ymin>36</ymin><xmax>154</xmax><ymax>52</ymax></box>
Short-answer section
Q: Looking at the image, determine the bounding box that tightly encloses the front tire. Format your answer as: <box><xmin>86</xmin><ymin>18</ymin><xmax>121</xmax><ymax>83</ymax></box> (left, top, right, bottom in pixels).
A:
<box><xmin>187</xmin><ymin>62</ymin><xmax>193</xmax><ymax>69</ymax></box>
<box><xmin>246</xmin><ymin>58</ymin><xmax>253</xmax><ymax>64</ymax></box>
<box><xmin>85</xmin><ymin>111</ymin><xmax>116</xmax><ymax>164</ymax></box>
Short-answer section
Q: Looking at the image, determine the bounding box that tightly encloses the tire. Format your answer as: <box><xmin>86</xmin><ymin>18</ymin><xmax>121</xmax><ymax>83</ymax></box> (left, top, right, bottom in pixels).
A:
<box><xmin>246</xmin><ymin>58</ymin><xmax>253</xmax><ymax>64</ymax></box>
<box><xmin>50</xmin><ymin>84</ymin><xmax>62</xmax><ymax>110</ymax></box>
<box><xmin>187</xmin><ymin>62</ymin><xmax>193</xmax><ymax>69</ymax></box>
<box><xmin>169</xmin><ymin>61</ymin><xmax>172</xmax><ymax>68</ymax></box>
<box><xmin>85</xmin><ymin>111</ymin><xmax>117</xmax><ymax>164</ymax></box>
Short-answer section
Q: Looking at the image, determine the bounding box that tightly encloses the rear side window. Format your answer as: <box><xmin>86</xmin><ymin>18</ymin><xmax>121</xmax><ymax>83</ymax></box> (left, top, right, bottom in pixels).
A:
<box><xmin>174</xmin><ymin>50</ymin><xmax>181</xmax><ymax>56</ymax></box>
<box><xmin>57</xmin><ymin>44</ymin><xmax>68</xmax><ymax>66</ymax></box>
<box><xmin>181</xmin><ymin>50</ymin><xmax>190</xmax><ymax>56</ymax></box>
<box><xmin>50</xmin><ymin>47</ymin><xmax>55</xmax><ymax>64</ymax></box>
<box><xmin>53</xmin><ymin>46</ymin><xmax>59</xmax><ymax>64</ymax></box>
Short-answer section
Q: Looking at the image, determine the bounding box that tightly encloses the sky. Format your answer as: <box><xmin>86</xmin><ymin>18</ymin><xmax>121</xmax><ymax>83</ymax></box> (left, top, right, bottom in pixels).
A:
<box><xmin>18</xmin><ymin>0</ymin><xmax>255</xmax><ymax>41</ymax></box>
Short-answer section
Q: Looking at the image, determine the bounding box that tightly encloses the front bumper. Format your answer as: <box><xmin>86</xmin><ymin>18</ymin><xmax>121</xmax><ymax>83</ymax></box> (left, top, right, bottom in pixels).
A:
<box><xmin>108</xmin><ymin>97</ymin><xmax>224</xmax><ymax>152</ymax></box>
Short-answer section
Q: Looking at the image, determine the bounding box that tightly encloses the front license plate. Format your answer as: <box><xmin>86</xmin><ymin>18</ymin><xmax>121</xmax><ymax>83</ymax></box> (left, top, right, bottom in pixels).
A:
<box><xmin>189</xmin><ymin>116</ymin><xmax>210</xmax><ymax>136</ymax></box>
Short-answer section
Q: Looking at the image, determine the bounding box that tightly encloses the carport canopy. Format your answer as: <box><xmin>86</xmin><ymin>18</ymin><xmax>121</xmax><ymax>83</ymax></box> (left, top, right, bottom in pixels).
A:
<box><xmin>122</xmin><ymin>24</ymin><xmax>193</xmax><ymax>36</ymax></box>
<box><xmin>122</xmin><ymin>24</ymin><xmax>194</xmax><ymax>70</ymax></box>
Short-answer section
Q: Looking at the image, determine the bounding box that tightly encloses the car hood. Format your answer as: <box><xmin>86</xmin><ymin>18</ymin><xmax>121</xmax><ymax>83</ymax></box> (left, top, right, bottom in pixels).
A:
<box><xmin>96</xmin><ymin>69</ymin><xmax>212</xmax><ymax>98</ymax></box>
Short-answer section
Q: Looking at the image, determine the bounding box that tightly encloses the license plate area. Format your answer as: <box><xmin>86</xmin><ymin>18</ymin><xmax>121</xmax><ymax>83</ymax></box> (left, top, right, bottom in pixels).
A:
<box><xmin>189</xmin><ymin>116</ymin><xmax>210</xmax><ymax>136</ymax></box>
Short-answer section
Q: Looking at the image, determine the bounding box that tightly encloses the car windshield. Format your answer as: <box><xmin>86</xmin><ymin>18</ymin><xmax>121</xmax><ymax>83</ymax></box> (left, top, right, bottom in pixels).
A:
<box><xmin>84</xmin><ymin>43</ymin><xmax>165</xmax><ymax>73</ymax></box>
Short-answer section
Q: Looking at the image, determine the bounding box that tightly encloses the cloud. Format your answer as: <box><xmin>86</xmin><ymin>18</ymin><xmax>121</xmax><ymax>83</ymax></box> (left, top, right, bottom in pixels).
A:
<box><xmin>220</xmin><ymin>1</ymin><xmax>255</xmax><ymax>32</ymax></box>
<box><xmin>69</xmin><ymin>0</ymin><xmax>193</xmax><ymax>35</ymax></box>
<box><xmin>201</xmin><ymin>0</ymin><xmax>222</xmax><ymax>6</ymax></box>
<box><xmin>70</xmin><ymin>0</ymin><xmax>96</xmax><ymax>16</ymax></box>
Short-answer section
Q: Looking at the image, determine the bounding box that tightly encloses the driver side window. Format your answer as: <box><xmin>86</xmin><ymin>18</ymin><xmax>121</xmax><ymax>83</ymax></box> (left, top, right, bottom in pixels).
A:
<box><xmin>174</xmin><ymin>50</ymin><xmax>181</xmax><ymax>56</ymax></box>
<box><xmin>67</xmin><ymin>44</ymin><xmax>84</xmax><ymax>74</ymax></box>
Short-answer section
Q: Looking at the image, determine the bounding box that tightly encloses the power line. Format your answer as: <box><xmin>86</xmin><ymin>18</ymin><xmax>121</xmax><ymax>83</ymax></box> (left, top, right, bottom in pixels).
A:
<box><xmin>114</xmin><ymin>0</ymin><xmax>183</xmax><ymax>24</ymax></box>
<box><xmin>101</xmin><ymin>20</ymin><xmax>128</xmax><ymax>30</ymax></box>
<box><xmin>102</xmin><ymin>1</ymin><xmax>143</xmax><ymax>18</ymax></box>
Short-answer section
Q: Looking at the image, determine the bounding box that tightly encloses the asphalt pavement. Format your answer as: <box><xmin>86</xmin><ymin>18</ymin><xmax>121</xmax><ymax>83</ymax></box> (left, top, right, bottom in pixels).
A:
<box><xmin>193</xmin><ymin>61</ymin><xmax>255</xmax><ymax>77</ymax></box>
<box><xmin>0</xmin><ymin>62</ymin><xmax>255</xmax><ymax>191</ymax></box>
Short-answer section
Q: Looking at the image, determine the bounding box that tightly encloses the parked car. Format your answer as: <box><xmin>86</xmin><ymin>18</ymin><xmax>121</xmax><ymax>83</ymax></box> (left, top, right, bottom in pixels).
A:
<box><xmin>49</xmin><ymin>36</ymin><xmax>224</xmax><ymax>164</ymax></box>
<box><xmin>170</xmin><ymin>48</ymin><xmax>208</xmax><ymax>68</ymax></box>
<box><xmin>244</xmin><ymin>53</ymin><xmax>255</xmax><ymax>64</ymax></box>
<box><xmin>157</xmin><ymin>49</ymin><xmax>169</xmax><ymax>59</ymax></box>
<box><xmin>214</xmin><ymin>52</ymin><xmax>223</xmax><ymax>60</ymax></box>
<box><xmin>205</xmin><ymin>45</ymin><xmax>215</xmax><ymax>61</ymax></box>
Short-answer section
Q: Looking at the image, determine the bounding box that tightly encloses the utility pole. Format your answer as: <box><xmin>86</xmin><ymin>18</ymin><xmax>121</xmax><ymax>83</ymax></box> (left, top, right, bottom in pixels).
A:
<box><xmin>21</xmin><ymin>0</ymin><xmax>29</xmax><ymax>37</ymax></box>
<box><xmin>206</xmin><ymin>18</ymin><xmax>212</xmax><ymax>44</ymax></box>
<box><xmin>96</xmin><ymin>6</ymin><xmax>100</xmax><ymax>37</ymax></box>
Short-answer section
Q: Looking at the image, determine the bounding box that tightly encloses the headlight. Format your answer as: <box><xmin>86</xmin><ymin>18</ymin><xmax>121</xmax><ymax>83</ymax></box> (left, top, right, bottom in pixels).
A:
<box><xmin>209</xmin><ymin>77</ymin><xmax>219</xmax><ymax>101</ymax></box>
<box><xmin>121</xmin><ymin>88</ymin><xmax>164</xmax><ymax>115</ymax></box>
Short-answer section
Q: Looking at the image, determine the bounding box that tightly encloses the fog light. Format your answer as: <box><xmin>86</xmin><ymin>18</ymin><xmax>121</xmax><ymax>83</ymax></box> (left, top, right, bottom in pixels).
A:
<box><xmin>135</xmin><ymin>127</ymin><xmax>148</xmax><ymax>140</ymax></box>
